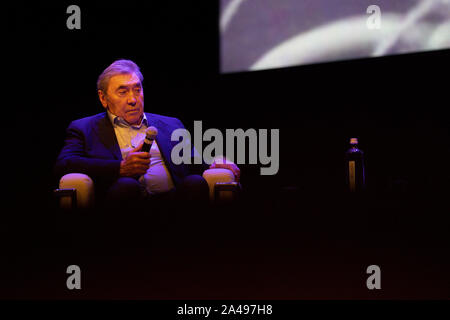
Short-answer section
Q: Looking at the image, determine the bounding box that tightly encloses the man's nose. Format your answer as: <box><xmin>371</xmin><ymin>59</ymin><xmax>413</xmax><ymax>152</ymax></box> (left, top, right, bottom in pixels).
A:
<box><xmin>127</xmin><ymin>92</ymin><xmax>137</xmax><ymax>105</ymax></box>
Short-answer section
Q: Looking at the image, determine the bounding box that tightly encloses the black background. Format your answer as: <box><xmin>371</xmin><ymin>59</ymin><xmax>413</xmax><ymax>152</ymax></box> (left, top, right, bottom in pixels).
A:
<box><xmin>5</xmin><ymin>1</ymin><xmax>450</xmax><ymax>299</ymax></box>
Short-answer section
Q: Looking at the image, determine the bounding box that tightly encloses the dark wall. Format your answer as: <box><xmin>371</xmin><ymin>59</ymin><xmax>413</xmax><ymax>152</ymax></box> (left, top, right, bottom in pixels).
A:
<box><xmin>9</xmin><ymin>1</ymin><xmax>450</xmax><ymax>211</ymax></box>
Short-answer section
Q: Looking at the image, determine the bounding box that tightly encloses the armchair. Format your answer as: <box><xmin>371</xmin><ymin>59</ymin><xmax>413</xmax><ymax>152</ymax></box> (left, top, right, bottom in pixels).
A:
<box><xmin>55</xmin><ymin>168</ymin><xmax>240</xmax><ymax>209</ymax></box>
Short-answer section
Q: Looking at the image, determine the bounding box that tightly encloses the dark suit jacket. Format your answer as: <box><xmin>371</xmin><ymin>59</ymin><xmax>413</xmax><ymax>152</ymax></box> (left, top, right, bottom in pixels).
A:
<box><xmin>54</xmin><ymin>112</ymin><xmax>205</xmax><ymax>188</ymax></box>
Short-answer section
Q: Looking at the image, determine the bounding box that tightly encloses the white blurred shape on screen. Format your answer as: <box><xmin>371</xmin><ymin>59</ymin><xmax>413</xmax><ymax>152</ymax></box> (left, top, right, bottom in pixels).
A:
<box><xmin>220</xmin><ymin>0</ymin><xmax>247</xmax><ymax>33</ymax></box>
<box><xmin>250</xmin><ymin>14</ymin><xmax>434</xmax><ymax>71</ymax></box>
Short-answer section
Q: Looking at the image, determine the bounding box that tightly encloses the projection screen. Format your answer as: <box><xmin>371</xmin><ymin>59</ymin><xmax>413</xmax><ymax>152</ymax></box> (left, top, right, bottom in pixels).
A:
<box><xmin>220</xmin><ymin>0</ymin><xmax>450</xmax><ymax>73</ymax></box>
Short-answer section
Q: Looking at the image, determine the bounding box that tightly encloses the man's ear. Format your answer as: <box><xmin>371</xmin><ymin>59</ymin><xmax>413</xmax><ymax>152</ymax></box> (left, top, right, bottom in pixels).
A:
<box><xmin>98</xmin><ymin>90</ymin><xmax>108</xmax><ymax>109</ymax></box>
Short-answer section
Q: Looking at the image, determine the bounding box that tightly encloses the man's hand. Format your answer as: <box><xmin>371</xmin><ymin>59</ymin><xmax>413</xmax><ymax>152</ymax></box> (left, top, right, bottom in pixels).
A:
<box><xmin>119</xmin><ymin>141</ymin><xmax>151</xmax><ymax>178</ymax></box>
<box><xmin>210</xmin><ymin>158</ymin><xmax>240</xmax><ymax>182</ymax></box>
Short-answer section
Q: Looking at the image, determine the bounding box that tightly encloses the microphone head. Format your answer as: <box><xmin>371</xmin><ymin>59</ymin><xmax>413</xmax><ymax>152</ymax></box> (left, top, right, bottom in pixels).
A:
<box><xmin>145</xmin><ymin>126</ymin><xmax>158</xmax><ymax>140</ymax></box>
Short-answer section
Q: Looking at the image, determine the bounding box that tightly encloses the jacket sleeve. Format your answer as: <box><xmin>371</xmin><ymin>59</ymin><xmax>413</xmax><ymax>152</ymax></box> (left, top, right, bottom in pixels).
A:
<box><xmin>54</xmin><ymin>121</ymin><xmax>121</xmax><ymax>182</ymax></box>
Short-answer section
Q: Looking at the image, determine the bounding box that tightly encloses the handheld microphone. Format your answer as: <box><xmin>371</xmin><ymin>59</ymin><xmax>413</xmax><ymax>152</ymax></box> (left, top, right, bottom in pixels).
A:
<box><xmin>142</xmin><ymin>126</ymin><xmax>158</xmax><ymax>152</ymax></box>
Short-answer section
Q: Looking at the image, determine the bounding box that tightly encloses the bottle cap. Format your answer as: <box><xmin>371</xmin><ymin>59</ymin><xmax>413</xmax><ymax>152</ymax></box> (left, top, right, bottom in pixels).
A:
<box><xmin>350</xmin><ymin>138</ymin><xmax>358</xmax><ymax>145</ymax></box>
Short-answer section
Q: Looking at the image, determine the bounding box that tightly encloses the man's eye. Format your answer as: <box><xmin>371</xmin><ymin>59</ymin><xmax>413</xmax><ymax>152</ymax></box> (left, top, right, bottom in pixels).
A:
<box><xmin>134</xmin><ymin>87</ymin><xmax>141</xmax><ymax>93</ymax></box>
<box><xmin>118</xmin><ymin>90</ymin><xmax>127</xmax><ymax>95</ymax></box>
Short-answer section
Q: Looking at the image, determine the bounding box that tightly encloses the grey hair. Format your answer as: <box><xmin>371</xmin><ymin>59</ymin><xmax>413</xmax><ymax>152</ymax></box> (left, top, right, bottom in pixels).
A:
<box><xmin>97</xmin><ymin>59</ymin><xmax>144</xmax><ymax>93</ymax></box>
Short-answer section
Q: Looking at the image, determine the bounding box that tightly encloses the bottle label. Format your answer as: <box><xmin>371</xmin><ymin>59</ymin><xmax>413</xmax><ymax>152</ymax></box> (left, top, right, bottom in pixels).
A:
<box><xmin>349</xmin><ymin>160</ymin><xmax>356</xmax><ymax>192</ymax></box>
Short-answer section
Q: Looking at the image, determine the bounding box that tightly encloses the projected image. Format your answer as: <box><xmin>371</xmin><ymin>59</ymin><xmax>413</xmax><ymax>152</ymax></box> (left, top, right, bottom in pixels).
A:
<box><xmin>220</xmin><ymin>0</ymin><xmax>450</xmax><ymax>73</ymax></box>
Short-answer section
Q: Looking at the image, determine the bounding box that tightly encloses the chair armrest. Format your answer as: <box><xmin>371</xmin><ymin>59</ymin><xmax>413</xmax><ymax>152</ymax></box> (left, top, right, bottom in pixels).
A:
<box><xmin>54</xmin><ymin>188</ymin><xmax>77</xmax><ymax>209</ymax></box>
<box><xmin>202</xmin><ymin>168</ymin><xmax>239</xmax><ymax>202</ymax></box>
<box><xmin>57</xmin><ymin>173</ymin><xmax>95</xmax><ymax>209</ymax></box>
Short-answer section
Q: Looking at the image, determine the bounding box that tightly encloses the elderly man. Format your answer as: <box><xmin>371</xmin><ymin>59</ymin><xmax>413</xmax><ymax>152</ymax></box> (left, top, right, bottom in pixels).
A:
<box><xmin>55</xmin><ymin>59</ymin><xmax>239</xmax><ymax>207</ymax></box>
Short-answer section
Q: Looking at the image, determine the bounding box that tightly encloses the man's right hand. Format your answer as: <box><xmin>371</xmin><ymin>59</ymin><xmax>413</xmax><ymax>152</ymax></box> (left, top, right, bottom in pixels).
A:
<box><xmin>119</xmin><ymin>141</ymin><xmax>151</xmax><ymax>177</ymax></box>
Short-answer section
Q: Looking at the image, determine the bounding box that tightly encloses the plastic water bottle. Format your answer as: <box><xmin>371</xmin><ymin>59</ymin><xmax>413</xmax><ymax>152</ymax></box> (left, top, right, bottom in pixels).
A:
<box><xmin>345</xmin><ymin>138</ymin><xmax>366</xmax><ymax>192</ymax></box>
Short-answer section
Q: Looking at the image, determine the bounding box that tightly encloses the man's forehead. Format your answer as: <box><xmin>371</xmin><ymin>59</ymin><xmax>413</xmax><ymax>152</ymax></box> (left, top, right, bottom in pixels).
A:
<box><xmin>110</xmin><ymin>73</ymin><xmax>141</xmax><ymax>87</ymax></box>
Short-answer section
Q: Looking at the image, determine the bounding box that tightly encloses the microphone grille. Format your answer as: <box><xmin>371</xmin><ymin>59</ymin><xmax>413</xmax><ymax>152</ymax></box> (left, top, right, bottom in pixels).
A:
<box><xmin>146</xmin><ymin>126</ymin><xmax>158</xmax><ymax>140</ymax></box>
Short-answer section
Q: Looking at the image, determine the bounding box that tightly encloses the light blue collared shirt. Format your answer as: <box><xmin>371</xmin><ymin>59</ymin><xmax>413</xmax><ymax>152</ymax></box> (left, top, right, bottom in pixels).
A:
<box><xmin>107</xmin><ymin>110</ymin><xmax>175</xmax><ymax>195</ymax></box>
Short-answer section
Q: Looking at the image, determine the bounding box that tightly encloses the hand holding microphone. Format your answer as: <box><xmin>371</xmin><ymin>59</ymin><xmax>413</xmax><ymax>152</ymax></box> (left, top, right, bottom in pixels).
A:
<box><xmin>119</xmin><ymin>126</ymin><xmax>158</xmax><ymax>178</ymax></box>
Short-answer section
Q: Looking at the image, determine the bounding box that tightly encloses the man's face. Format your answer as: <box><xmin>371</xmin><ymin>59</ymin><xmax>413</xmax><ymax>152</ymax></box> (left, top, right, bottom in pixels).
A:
<box><xmin>98</xmin><ymin>72</ymin><xmax>144</xmax><ymax>125</ymax></box>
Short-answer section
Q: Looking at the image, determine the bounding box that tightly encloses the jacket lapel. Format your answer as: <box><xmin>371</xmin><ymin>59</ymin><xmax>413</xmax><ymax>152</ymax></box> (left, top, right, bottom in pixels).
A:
<box><xmin>94</xmin><ymin>112</ymin><xmax>123</xmax><ymax>160</ymax></box>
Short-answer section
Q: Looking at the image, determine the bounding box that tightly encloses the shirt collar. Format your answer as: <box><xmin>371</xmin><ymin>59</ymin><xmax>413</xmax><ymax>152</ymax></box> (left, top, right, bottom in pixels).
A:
<box><xmin>107</xmin><ymin>110</ymin><xmax>147</xmax><ymax>129</ymax></box>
